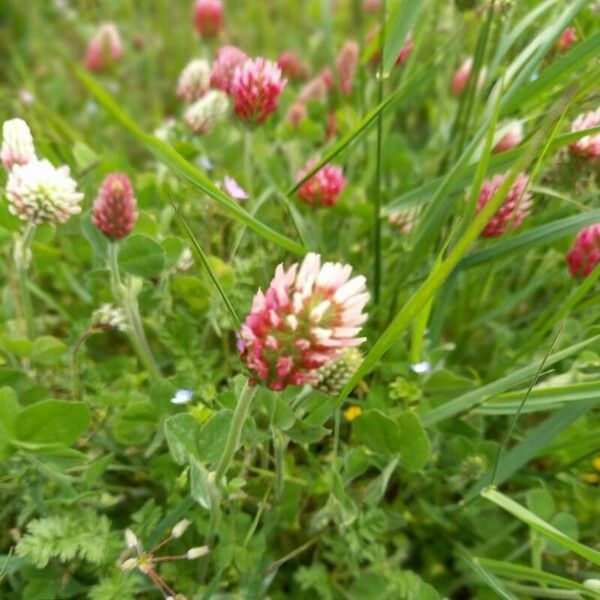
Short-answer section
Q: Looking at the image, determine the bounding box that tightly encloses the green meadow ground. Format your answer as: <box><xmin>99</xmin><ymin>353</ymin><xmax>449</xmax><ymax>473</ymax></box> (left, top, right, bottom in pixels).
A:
<box><xmin>0</xmin><ymin>1</ymin><xmax>599</xmax><ymax>598</ymax></box>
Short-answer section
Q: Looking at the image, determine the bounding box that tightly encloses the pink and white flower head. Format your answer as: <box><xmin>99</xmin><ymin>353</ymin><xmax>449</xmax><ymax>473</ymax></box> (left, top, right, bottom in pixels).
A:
<box><xmin>1</xmin><ymin>118</ymin><xmax>36</xmax><ymax>171</ymax></box>
<box><xmin>566</xmin><ymin>224</ymin><xmax>600</xmax><ymax>278</ymax></box>
<box><xmin>363</xmin><ymin>0</ymin><xmax>382</xmax><ymax>12</ymax></box>
<box><xmin>193</xmin><ymin>0</ymin><xmax>224</xmax><ymax>38</ymax></box>
<box><xmin>451</xmin><ymin>58</ymin><xmax>486</xmax><ymax>96</ymax></box>
<box><xmin>85</xmin><ymin>23</ymin><xmax>123</xmax><ymax>72</ymax></box>
<box><xmin>336</xmin><ymin>40</ymin><xmax>359</xmax><ymax>95</ymax></box>
<box><xmin>286</xmin><ymin>102</ymin><xmax>308</xmax><ymax>128</ymax></box>
<box><xmin>476</xmin><ymin>172</ymin><xmax>532</xmax><ymax>238</ymax></box>
<box><xmin>297</xmin><ymin>160</ymin><xmax>346</xmax><ymax>207</ymax></box>
<box><xmin>93</xmin><ymin>173</ymin><xmax>138</xmax><ymax>239</ymax></box>
<box><xmin>277</xmin><ymin>51</ymin><xmax>308</xmax><ymax>80</ymax></box>
<box><xmin>177</xmin><ymin>59</ymin><xmax>211</xmax><ymax>102</ymax></box>
<box><xmin>184</xmin><ymin>90</ymin><xmax>229</xmax><ymax>134</ymax></box>
<box><xmin>556</xmin><ymin>26</ymin><xmax>576</xmax><ymax>53</ymax></box>
<box><xmin>388</xmin><ymin>208</ymin><xmax>418</xmax><ymax>235</ymax></box>
<box><xmin>238</xmin><ymin>252</ymin><xmax>369</xmax><ymax>390</ymax></box>
<box><xmin>230</xmin><ymin>58</ymin><xmax>287</xmax><ymax>124</ymax></box>
<box><xmin>569</xmin><ymin>108</ymin><xmax>600</xmax><ymax>160</ymax></box>
<box><xmin>493</xmin><ymin>120</ymin><xmax>524</xmax><ymax>154</ymax></box>
<box><xmin>6</xmin><ymin>159</ymin><xmax>83</xmax><ymax>225</ymax></box>
<box><xmin>210</xmin><ymin>45</ymin><xmax>247</xmax><ymax>93</ymax></box>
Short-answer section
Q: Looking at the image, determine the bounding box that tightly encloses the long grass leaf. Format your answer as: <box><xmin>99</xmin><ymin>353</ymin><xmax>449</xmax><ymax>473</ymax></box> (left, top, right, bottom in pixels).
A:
<box><xmin>382</xmin><ymin>0</ymin><xmax>423</xmax><ymax>76</ymax></box>
<box><xmin>68</xmin><ymin>62</ymin><xmax>306</xmax><ymax>256</ymax></box>
<box><xmin>481</xmin><ymin>488</ymin><xmax>600</xmax><ymax>566</ymax></box>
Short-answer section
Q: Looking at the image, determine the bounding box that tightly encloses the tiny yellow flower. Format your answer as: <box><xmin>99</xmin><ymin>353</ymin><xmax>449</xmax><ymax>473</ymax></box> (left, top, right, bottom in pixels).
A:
<box><xmin>344</xmin><ymin>405</ymin><xmax>363</xmax><ymax>422</ymax></box>
<box><xmin>582</xmin><ymin>473</ymin><xmax>599</xmax><ymax>485</ymax></box>
<box><xmin>592</xmin><ymin>456</ymin><xmax>600</xmax><ymax>472</ymax></box>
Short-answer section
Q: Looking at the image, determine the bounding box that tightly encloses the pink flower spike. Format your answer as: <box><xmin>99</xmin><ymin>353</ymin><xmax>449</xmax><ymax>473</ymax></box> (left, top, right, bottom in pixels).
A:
<box><xmin>286</xmin><ymin>102</ymin><xmax>307</xmax><ymax>128</ymax></box>
<box><xmin>211</xmin><ymin>45</ymin><xmax>248</xmax><ymax>93</ymax></box>
<box><xmin>569</xmin><ymin>108</ymin><xmax>600</xmax><ymax>160</ymax></box>
<box><xmin>297</xmin><ymin>160</ymin><xmax>346</xmax><ymax>208</ymax></box>
<box><xmin>363</xmin><ymin>0</ymin><xmax>382</xmax><ymax>12</ymax></box>
<box><xmin>93</xmin><ymin>173</ymin><xmax>138</xmax><ymax>239</ymax></box>
<box><xmin>277</xmin><ymin>51</ymin><xmax>308</xmax><ymax>80</ymax></box>
<box><xmin>451</xmin><ymin>57</ymin><xmax>485</xmax><ymax>96</ymax></box>
<box><xmin>336</xmin><ymin>40</ymin><xmax>359</xmax><ymax>95</ymax></box>
<box><xmin>223</xmin><ymin>175</ymin><xmax>248</xmax><ymax>201</ymax></box>
<box><xmin>567</xmin><ymin>224</ymin><xmax>600</xmax><ymax>278</ymax></box>
<box><xmin>230</xmin><ymin>58</ymin><xmax>287</xmax><ymax>124</ymax></box>
<box><xmin>493</xmin><ymin>121</ymin><xmax>524</xmax><ymax>154</ymax></box>
<box><xmin>238</xmin><ymin>253</ymin><xmax>369</xmax><ymax>390</ymax></box>
<box><xmin>85</xmin><ymin>23</ymin><xmax>123</xmax><ymax>72</ymax></box>
<box><xmin>556</xmin><ymin>27</ymin><xmax>576</xmax><ymax>53</ymax></box>
<box><xmin>476</xmin><ymin>172</ymin><xmax>532</xmax><ymax>238</ymax></box>
<box><xmin>193</xmin><ymin>0</ymin><xmax>224</xmax><ymax>38</ymax></box>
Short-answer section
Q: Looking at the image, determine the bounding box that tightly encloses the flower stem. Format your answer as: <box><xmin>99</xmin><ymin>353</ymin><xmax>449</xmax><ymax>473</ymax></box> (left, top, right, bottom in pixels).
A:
<box><xmin>14</xmin><ymin>223</ymin><xmax>35</xmax><ymax>339</ymax></box>
<box><xmin>273</xmin><ymin>428</ymin><xmax>285</xmax><ymax>500</ymax></box>
<box><xmin>108</xmin><ymin>242</ymin><xmax>161</xmax><ymax>380</ymax></box>
<box><xmin>71</xmin><ymin>329</ymin><xmax>95</xmax><ymax>401</ymax></box>
<box><xmin>243</xmin><ymin>128</ymin><xmax>254</xmax><ymax>198</ymax></box>
<box><xmin>214</xmin><ymin>379</ymin><xmax>256</xmax><ymax>485</ymax></box>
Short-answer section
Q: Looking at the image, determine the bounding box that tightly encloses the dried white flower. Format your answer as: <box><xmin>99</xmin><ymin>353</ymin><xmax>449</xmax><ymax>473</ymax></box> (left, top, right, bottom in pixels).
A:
<box><xmin>184</xmin><ymin>90</ymin><xmax>229</xmax><ymax>134</ymax></box>
<box><xmin>91</xmin><ymin>304</ymin><xmax>128</xmax><ymax>332</ymax></box>
<box><xmin>124</xmin><ymin>528</ymin><xmax>140</xmax><ymax>549</ymax></box>
<box><xmin>6</xmin><ymin>159</ymin><xmax>83</xmax><ymax>224</ymax></box>
<box><xmin>177</xmin><ymin>59</ymin><xmax>211</xmax><ymax>102</ymax></box>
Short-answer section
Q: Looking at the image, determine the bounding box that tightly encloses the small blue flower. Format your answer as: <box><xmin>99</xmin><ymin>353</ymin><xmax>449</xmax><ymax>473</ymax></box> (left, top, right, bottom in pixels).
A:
<box><xmin>171</xmin><ymin>389</ymin><xmax>193</xmax><ymax>405</ymax></box>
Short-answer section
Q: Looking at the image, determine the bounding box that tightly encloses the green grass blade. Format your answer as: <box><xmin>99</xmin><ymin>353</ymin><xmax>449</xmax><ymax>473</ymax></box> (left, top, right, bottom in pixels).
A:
<box><xmin>466</xmin><ymin>397</ymin><xmax>599</xmax><ymax>502</ymax></box>
<box><xmin>478</xmin><ymin>558</ymin><xmax>597</xmax><ymax>597</ymax></box>
<box><xmin>381</xmin><ymin>0</ymin><xmax>423</xmax><ymax>76</ymax></box>
<box><xmin>458</xmin><ymin>210</ymin><xmax>600</xmax><ymax>270</ymax></box>
<box><xmin>422</xmin><ymin>334</ymin><xmax>600</xmax><ymax>426</ymax></box>
<box><xmin>475</xmin><ymin>381</ymin><xmax>600</xmax><ymax>415</ymax></box>
<box><xmin>171</xmin><ymin>200</ymin><xmax>241</xmax><ymax>330</ymax></box>
<box><xmin>68</xmin><ymin>62</ymin><xmax>306</xmax><ymax>256</ymax></box>
<box><xmin>456</xmin><ymin>546</ymin><xmax>518</xmax><ymax>600</ymax></box>
<box><xmin>481</xmin><ymin>488</ymin><xmax>600</xmax><ymax>566</ymax></box>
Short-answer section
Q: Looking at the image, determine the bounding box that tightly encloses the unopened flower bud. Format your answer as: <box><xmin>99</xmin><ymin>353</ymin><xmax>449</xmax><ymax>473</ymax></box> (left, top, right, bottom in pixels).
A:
<box><xmin>93</xmin><ymin>173</ymin><xmax>138</xmax><ymax>239</ymax></box>
<box><xmin>186</xmin><ymin>545</ymin><xmax>210</xmax><ymax>559</ymax></box>
<box><xmin>1</xmin><ymin>118</ymin><xmax>36</xmax><ymax>170</ymax></box>
<box><xmin>171</xmin><ymin>518</ymin><xmax>191</xmax><ymax>538</ymax></box>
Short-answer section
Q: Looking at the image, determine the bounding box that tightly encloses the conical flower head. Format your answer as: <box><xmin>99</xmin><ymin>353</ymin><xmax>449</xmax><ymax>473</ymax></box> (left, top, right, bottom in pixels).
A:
<box><xmin>1</xmin><ymin>118</ymin><xmax>36</xmax><ymax>171</ymax></box>
<box><xmin>297</xmin><ymin>160</ymin><xmax>346</xmax><ymax>207</ymax></box>
<box><xmin>336</xmin><ymin>40</ymin><xmax>359</xmax><ymax>95</ymax></box>
<box><xmin>183</xmin><ymin>90</ymin><xmax>229</xmax><ymax>134</ymax></box>
<box><xmin>177</xmin><ymin>59</ymin><xmax>211</xmax><ymax>102</ymax></box>
<box><xmin>238</xmin><ymin>253</ymin><xmax>369</xmax><ymax>391</ymax></box>
<box><xmin>91</xmin><ymin>303</ymin><xmax>128</xmax><ymax>332</ymax></box>
<box><xmin>316</xmin><ymin>347</ymin><xmax>363</xmax><ymax>395</ymax></box>
<box><xmin>569</xmin><ymin>108</ymin><xmax>600</xmax><ymax>159</ymax></box>
<box><xmin>556</xmin><ymin>26</ymin><xmax>576</xmax><ymax>53</ymax></box>
<box><xmin>231</xmin><ymin>58</ymin><xmax>287</xmax><ymax>124</ymax></box>
<box><xmin>451</xmin><ymin>57</ymin><xmax>486</xmax><ymax>96</ymax></box>
<box><xmin>194</xmin><ymin>0</ymin><xmax>224</xmax><ymax>38</ymax></box>
<box><xmin>6</xmin><ymin>159</ymin><xmax>83</xmax><ymax>224</ymax></box>
<box><xmin>210</xmin><ymin>45</ymin><xmax>247</xmax><ymax>93</ymax></box>
<box><xmin>85</xmin><ymin>23</ymin><xmax>123</xmax><ymax>72</ymax></box>
<box><xmin>476</xmin><ymin>172</ymin><xmax>532</xmax><ymax>238</ymax></box>
<box><xmin>277</xmin><ymin>51</ymin><xmax>307</xmax><ymax>80</ymax></box>
<box><xmin>567</xmin><ymin>224</ymin><xmax>600</xmax><ymax>278</ymax></box>
<box><xmin>93</xmin><ymin>173</ymin><xmax>138</xmax><ymax>239</ymax></box>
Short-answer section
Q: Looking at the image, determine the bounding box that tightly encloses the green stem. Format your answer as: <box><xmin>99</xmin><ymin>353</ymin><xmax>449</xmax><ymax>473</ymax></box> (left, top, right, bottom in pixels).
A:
<box><xmin>373</xmin><ymin>0</ymin><xmax>386</xmax><ymax>306</ymax></box>
<box><xmin>273</xmin><ymin>428</ymin><xmax>285</xmax><ymax>500</ymax></box>
<box><xmin>504</xmin><ymin>583</ymin><xmax>582</xmax><ymax>599</ymax></box>
<box><xmin>108</xmin><ymin>242</ymin><xmax>161</xmax><ymax>380</ymax></box>
<box><xmin>214</xmin><ymin>379</ymin><xmax>257</xmax><ymax>485</ymax></box>
<box><xmin>243</xmin><ymin>127</ymin><xmax>254</xmax><ymax>199</ymax></box>
<box><xmin>71</xmin><ymin>330</ymin><xmax>95</xmax><ymax>401</ymax></box>
<box><xmin>14</xmin><ymin>223</ymin><xmax>35</xmax><ymax>339</ymax></box>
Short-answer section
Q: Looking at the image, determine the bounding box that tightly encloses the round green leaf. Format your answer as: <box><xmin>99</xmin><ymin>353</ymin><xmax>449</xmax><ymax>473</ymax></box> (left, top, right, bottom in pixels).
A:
<box><xmin>118</xmin><ymin>234</ymin><xmax>166</xmax><ymax>278</ymax></box>
<box><xmin>15</xmin><ymin>400</ymin><xmax>91</xmax><ymax>446</ymax></box>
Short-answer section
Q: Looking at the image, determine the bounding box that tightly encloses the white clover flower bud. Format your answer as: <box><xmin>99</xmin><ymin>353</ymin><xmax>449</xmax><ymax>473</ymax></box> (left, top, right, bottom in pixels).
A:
<box><xmin>184</xmin><ymin>90</ymin><xmax>229</xmax><ymax>134</ymax></box>
<box><xmin>124</xmin><ymin>528</ymin><xmax>140</xmax><ymax>549</ymax></box>
<box><xmin>6</xmin><ymin>159</ymin><xmax>83</xmax><ymax>225</ymax></box>
<box><xmin>171</xmin><ymin>518</ymin><xmax>191</xmax><ymax>538</ymax></box>
<box><xmin>120</xmin><ymin>557</ymin><xmax>138</xmax><ymax>571</ymax></box>
<box><xmin>177</xmin><ymin>59</ymin><xmax>211</xmax><ymax>102</ymax></box>
<box><xmin>186</xmin><ymin>545</ymin><xmax>209</xmax><ymax>559</ymax></box>
<box><xmin>1</xmin><ymin>118</ymin><xmax>37</xmax><ymax>171</ymax></box>
<box><xmin>175</xmin><ymin>247</ymin><xmax>194</xmax><ymax>272</ymax></box>
<box><xmin>91</xmin><ymin>304</ymin><xmax>129</xmax><ymax>332</ymax></box>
